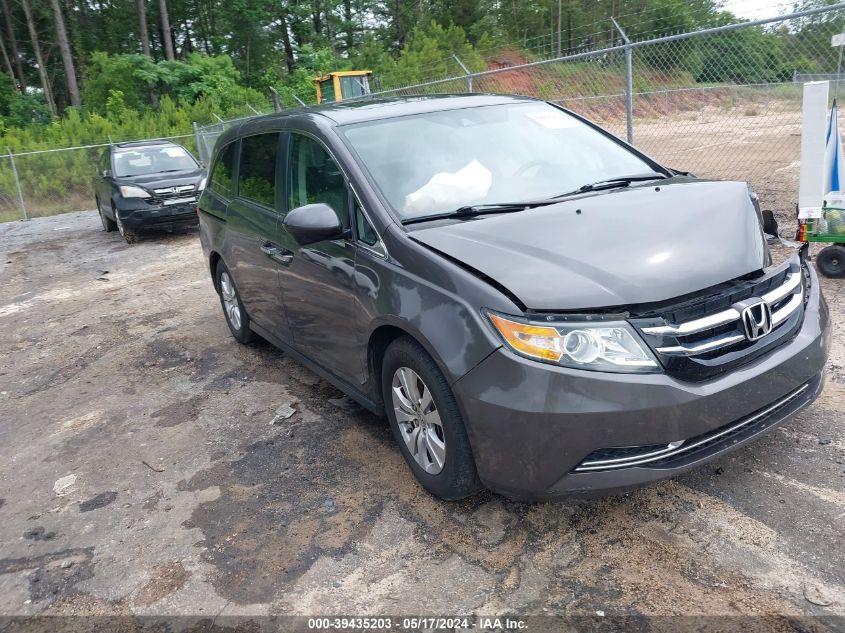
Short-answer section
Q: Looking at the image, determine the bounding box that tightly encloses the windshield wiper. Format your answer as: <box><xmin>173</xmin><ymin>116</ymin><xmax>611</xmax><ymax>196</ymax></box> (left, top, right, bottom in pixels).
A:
<box><xmin>401</xmin><ymin>173</ymin><xmax>670</xmax><ymax>225</ymax></box>
<box><xmin>401</xmin><ymin>200</ymin><xmax>560</xmax><ymax>225</ymax></box>
<box><xmin>553</xmin><ymin>172</ymin><xmax>669</xmax><ymax>198</ymax></box>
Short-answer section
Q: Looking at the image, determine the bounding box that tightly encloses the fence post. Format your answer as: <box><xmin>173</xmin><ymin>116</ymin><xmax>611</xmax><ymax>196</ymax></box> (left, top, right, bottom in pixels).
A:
<box><xmin>453</xmin><ymin>54</ymin><xmax>473</xmax><ymax>93</ymax></box>
<box><xmin>611</xmin><ymin>17</ymin><xmax>634</xmax><ymax>145</ymax></box>
<box><xmin>7</xmin><ymin>146</ymin><xmax>27</xmax><ymax>220</ymax></box>
<box><xmin>268</xmin><ymin>87</ymin><xmax>283</xmax><ymax>112</ymax></box>
<box><xmin>192</xmin><ymin>122</ymin><xmax>206</xmax><ymax>165</ymax></box>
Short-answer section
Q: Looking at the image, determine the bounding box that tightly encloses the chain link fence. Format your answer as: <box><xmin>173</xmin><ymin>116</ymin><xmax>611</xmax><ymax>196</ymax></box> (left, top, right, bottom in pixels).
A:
<box><xmin>349</xmin><ymin>3</ymin><xmax>845</xmax><ymax>227</ymax></box>
<box><xmin>0</xmin><ymin>134</ymin><xmax>197</xmax><ymax>223</ymax></box>
<box><xmin>192</xmin><ymin>113</ymin><xmax>263</xmax><ymax>165</ymax></box>
<box><xmin>5</xmin><ymin>3</ymin><xmax>845</xmax><ymax>224</ymax></box>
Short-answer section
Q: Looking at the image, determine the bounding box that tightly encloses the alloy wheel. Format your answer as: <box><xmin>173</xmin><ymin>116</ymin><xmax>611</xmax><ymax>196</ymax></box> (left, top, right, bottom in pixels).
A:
<box><xmin>219</xmin><ymin>271</ymin><xmax>242</xmax><ymax>331</ymax></box>
<box><xmin>391</xmin><ymin>367</ymin><xmax>446</xmax><ymax>474</ymax></box>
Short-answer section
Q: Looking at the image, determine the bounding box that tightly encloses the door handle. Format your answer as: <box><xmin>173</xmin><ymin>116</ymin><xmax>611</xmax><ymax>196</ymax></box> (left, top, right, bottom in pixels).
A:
<box><xmin>261</xmin><ymin>242</ymin><xmax>294</xmax><ymax>265</ymax></box>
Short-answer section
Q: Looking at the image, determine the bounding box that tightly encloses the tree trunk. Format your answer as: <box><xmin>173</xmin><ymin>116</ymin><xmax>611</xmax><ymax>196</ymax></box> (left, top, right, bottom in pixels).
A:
<box><xmin>343</xmin><ymin>0</ymin><xmax>353</xmax><ymax>53</ymax></box>
<box><xmin>20</xmin><ymin>0</ymin><xmax>56</xmax><ymax>115</ymax></box>
<box><xmin>312</xmin><ymin>0</ymin><xmax>322</xmax><ymax>37</ymax></box>
<box><xmin>49</xmin><ymin>0</ymin><xmax>79</xmax><ymax>106</ymax></box>
<box><xmin>0</xmin><ymin>23</ymin><xmax>14</xmax><ymax>80</ymax></box>
<box><xmin>159</xmin><ymin>0</ymin><xmax>174</xmax><ymax>60</ymax></box>
<box><xmin>137</xmin><ymin>0</ymin><xmax>150</xmax><ymax>56</ymax></box>
<box><xmin>393</xmin><ymin>0</ymin><xmax>404</xmax><ymax>48</ymax></box>
<box><xmin>280</xmin><ymin>9</ymin><xmax>295</xmax><ymax>73</ymax></box>
<box><xmin>1</xmin><ymin>0</ymin><xmax>25</xmax><ymax>91</ymax></box>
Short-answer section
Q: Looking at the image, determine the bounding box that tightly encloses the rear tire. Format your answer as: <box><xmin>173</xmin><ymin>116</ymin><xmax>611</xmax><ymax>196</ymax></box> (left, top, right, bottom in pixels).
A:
<box><xmin>381</xmin><ymin>336</ymin><xmax>480</xmax><ymax>500</ymax></box>
<box><xmin>114</xmin><ymin>207</ymin><xmax>137</xmax><ymax>244</ymax></box>
<box><xmin>97</xmin><ymin>198</ymin><xmax>117</xmax><ymax>232</ymax></box>
<box><xmin>816</xmin><ymin>244</ymin><xmax>845</xmax><ymax>278</ymax></box>
<box><xmin>215</xmin><ymin>261</ymin><xmax>255</xmax><ymax>344</ymax></box>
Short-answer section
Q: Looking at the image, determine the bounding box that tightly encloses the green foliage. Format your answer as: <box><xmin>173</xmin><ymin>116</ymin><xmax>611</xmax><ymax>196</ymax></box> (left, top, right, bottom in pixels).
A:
<box><xmin>82</xmin><ymin>52</ymin><xmax>270</xmax><ymax>115</ymax></box>
<box><xmin>0</xmin><ymin>73</ymin><xmax>18</xmax><ymax>116</ymax></box>
<box><xmin>0</xmin><ymin>72</ymin><xmax>52</xmax><ymax>129</ymax></box>
<box><xmin>81</xmin><ymin>53</ymin><xmax>158</xmax><ymax>112</ymax></box>
<box><xmin>6</xmin><ymin>94</ymin><xmax>51</xmax><ymax>127</ymax></box>
<box><xmin>368</xmin><ymin>22</ymin><xmax>486</xmax><ymax>88</ymax></box>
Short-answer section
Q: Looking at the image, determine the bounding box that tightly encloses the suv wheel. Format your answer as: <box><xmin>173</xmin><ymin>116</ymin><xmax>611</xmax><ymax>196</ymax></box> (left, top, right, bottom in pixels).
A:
<box><xmin>816</xmin><ymin>244</ymin><xmax>845</xmax><ymax>278</ymax></box>
<box><xmin>381</xmin><ymin>336</ymin><xmax>480</xmax><ymax>500</ymax></box>
<box><xmin>216</xmin><ymin>261</ymin><xmax>255</xmax><ymax>344</ymax></box>
<box><xmin>97</xmin><ymin>198</ymin><xmax>117</xmax><ymax>232</ymax></box>
<box><xmin>114</xmin><ymin>207</ymin><xmax>136</xmax><ymax>244</ymax></box>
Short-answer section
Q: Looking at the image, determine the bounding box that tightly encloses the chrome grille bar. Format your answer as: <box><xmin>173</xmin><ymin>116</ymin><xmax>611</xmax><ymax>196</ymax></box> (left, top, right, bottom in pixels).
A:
<box><xmin>153</xmin><ymin>184</ymin><xmax>195</xmax><ymax>195</ymax></box>
<box><xmin>642</xmin><ymin>271</ymin><xmax>801</xmax><ymax>337</ymax></box>
<box><xmin>656</xmin><ymin>334</ymin><xmax>746</xmax><ymax>355</ymax></box>
<box><xmin>771</xmin><ymin>292</ymin><xmax>802</xmax><ymax>327</ymax></box>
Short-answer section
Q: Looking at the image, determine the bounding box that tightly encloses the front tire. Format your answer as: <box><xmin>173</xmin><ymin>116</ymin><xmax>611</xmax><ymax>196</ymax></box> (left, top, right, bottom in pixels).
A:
<box><xmin>816</xmin><ymin>244</ymin><xmax>845</xmax><ymax>278</ymax></box>
<box><xmin>114</xmin><ymin>207</ymin><xmax>137</xmax><ymax>244</ymax></box>
<box><xmin>215</xmin><ymin>261</ymin><xmax>255</xmax><ymax>344</ymax></box>
<box><xmin>381</xmin><ymin>336</ymin><xmax>480</xmax><ymax>500</ymax></box>
<box><xmin>97</xmin><ymin>198</ymin><xmax>117</xmax><ymax>232</ymax></box>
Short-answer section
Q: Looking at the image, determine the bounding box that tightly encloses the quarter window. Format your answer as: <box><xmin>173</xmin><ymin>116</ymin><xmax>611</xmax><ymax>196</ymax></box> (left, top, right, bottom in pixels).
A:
<box><xmin>355</xmin><ymin>200</ymin><xmax>378</xmax><ymax>246</ymax></box>
<box><xmin>238</xmin><ymin>133</ymin><xmax>279</xmax><ymax>207</ymax></box>
<box><xmin>210</xmin><ymin>142</ymin><xmax>237</xmax><ymax>198</ymax></box>
<box><xmin>288</xmin><ymin>134</ymin><xmax>349</xmax><ymax>229</ymax></box>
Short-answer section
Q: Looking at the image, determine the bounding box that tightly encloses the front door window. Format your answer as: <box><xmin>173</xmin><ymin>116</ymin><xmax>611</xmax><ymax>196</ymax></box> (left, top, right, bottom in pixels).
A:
<box><xmin>287</xmin><ymin>134</ymin><xmax>349</xmax><ymax>230</ymax></box>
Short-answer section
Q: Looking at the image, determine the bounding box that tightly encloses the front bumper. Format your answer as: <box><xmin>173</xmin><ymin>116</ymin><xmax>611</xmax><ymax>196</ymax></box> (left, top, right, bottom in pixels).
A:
<box><xmin>114</xmin><ymin>198</ymin><xmax>199</xmax><ymax>232</ymax></box>
<box><xmin>453</xmin><ymin>267</ymin><xmax>830</xmax><ymax>500</ymax></box>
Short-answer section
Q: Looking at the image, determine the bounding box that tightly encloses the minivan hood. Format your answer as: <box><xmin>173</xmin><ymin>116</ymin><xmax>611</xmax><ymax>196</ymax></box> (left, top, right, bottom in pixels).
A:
<box><xmin>410</xmin><ymin>180</ymin><xmax>767</xmax><ymax>311</ymax></box>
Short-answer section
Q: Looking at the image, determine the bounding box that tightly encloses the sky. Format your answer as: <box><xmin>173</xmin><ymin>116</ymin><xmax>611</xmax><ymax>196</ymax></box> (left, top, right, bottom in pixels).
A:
<box><xmin>721</xmin><ymin>0</ymin><xmax>794</xmax><ymax>20</ymax></box>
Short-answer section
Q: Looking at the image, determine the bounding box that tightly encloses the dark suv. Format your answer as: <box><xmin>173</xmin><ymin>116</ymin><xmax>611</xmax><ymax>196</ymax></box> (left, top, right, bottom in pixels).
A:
<box><xmin>94</xmin><ymin>140</ymin><xmax>206</xmax><ymax>243</ymax></box>
<box><xmin>198</xmin><ymin>95</ymin><xmax>829</xmax><ymax>501</ymax></box>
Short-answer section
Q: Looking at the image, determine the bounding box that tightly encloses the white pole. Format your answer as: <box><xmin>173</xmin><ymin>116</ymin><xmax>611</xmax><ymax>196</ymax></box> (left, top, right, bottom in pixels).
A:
<box><xmin>798</xmin><ymin>81</ymin><xmax>830</xmax><ymax>220</ymax></box>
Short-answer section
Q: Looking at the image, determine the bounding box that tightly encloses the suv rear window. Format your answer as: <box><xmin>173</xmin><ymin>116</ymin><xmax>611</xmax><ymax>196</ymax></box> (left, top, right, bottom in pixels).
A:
<box><xmin>210</xmin><ymin>142</ymin><xmax>237</xmax><ymax>198</ymax></box>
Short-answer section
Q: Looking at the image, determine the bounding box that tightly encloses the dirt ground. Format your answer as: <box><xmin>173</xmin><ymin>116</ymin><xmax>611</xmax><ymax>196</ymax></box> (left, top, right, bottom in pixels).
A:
<box><xmin>0</xmin><ymin>211</ymin><xmax>843</xmax><ymax>629</ymax></box>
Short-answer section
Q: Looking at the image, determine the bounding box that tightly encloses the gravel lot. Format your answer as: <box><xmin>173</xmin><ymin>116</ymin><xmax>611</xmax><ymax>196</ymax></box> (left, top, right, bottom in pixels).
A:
<box><xmin>0</xmin><ymin>211</ymin><xmax>843</xmax><ymax>627</ymax></box>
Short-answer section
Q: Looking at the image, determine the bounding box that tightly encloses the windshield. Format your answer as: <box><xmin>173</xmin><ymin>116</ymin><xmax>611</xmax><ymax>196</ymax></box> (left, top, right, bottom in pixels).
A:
<box><xmin>113</xmin><ymin>145</ymin><xmax>198</xmax><ymax>177</ymax></box>
<box><xmin>341</xmin><ymin>102</ymin><xmax>657</xmax><ymax>220</ymax></box>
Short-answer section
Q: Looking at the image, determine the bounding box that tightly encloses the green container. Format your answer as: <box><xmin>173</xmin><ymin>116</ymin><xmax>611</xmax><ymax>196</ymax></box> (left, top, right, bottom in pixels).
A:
<box><xmin>826</xmin><ymin>208</ymin><xmax>845</xmax><ymax>235</ymax></box>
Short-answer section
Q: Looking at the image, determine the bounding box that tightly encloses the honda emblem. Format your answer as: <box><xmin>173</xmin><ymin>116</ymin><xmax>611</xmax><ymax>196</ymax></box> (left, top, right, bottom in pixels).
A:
<box><xmin>740</xmin><ymin>300</ymin><xmax>773</xmax><ymax>341</ymax></box>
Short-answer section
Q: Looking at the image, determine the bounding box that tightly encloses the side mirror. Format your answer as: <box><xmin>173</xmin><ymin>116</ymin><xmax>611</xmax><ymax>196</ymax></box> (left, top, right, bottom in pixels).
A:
<box><xmin>283</xmin><ymin>203</ymin><xmax>345</xmax><ymax>245</ymax></box>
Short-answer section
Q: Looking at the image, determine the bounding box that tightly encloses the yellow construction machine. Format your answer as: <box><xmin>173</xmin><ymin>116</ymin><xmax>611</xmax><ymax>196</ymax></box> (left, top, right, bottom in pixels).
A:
<box><xmin>314</xmin><ymin>70</ymin><xmax>372</xmax><ymax>103</ymax></box>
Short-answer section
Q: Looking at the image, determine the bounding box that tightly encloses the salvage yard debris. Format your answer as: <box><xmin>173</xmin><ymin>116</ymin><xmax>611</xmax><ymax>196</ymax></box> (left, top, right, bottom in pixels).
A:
<box><xmin>52</xmin><ymin>474</ymin><xmax>76</xmax><ymax>496</ymax></box>
<box><xmin>271</xmin><ymin>402</ymin><xmax>297</xmax><ymax>425</ymax></box>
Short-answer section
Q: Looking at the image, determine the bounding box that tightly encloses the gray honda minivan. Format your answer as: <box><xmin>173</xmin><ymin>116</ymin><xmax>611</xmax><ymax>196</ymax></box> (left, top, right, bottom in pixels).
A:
<box><xmin>197</xmin><ymin>94</ymin><xmax>829</xmax><ymax>501</ymax></box>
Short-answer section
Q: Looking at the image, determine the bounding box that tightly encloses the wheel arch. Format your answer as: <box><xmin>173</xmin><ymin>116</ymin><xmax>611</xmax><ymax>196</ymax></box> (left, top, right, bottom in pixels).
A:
<box><xmin>209</xmin><ymin>251</ymin><xmax>223</xmax><ymax>292</ymax></box>
<box><xmin>366</xmin><ymin>317</ymin><xmax>459</xmax><ymax>406</ymax></box>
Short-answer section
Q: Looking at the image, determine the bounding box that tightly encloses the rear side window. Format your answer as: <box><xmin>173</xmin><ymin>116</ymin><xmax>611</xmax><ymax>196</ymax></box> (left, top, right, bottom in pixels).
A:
<box><xmin>288</xmin><ymin>133</ymin><xmax>349</xmax><ymax>229</ymax></box>
<box><xmin>238</xmin><ymin>133</ymin><xmax>279</xmax><ymax>208</ymax></box>
<box><xmin>209</xmin><ymin>142</ymin><xmax>236</xmax><ymax>198</ymax></box>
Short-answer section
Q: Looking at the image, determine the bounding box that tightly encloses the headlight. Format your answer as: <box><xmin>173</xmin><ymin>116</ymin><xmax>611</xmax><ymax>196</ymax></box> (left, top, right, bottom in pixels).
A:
<box><xmin>119</xmin><ymin>185</ymin><xmax>151</xmax><ymax>198</ymax></box>
<box><xmin>197</xmin><ymin>176</ymin><xmax>207</xmax><ymax>191</ymax></box>
<box><xmin>486</xmin><ymin>311</ymin><xmax>659</xmax><ymax>372</ymax></box>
